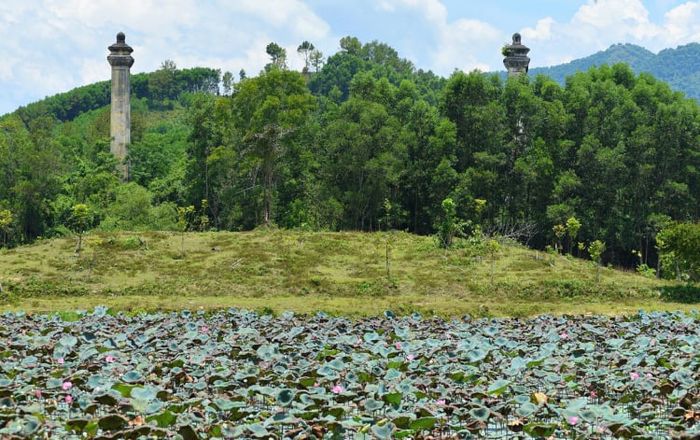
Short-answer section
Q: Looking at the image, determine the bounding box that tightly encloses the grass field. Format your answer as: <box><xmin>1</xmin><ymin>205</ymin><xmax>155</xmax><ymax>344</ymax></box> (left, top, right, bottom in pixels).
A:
<box><xmin>0</xmin><ymin>230</ymin><xmax>697</xmax><ymax>317</ymax></box>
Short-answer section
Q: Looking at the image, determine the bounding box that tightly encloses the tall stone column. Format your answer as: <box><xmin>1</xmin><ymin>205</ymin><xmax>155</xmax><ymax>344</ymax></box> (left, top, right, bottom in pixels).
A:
<box><xmin>107</xmin><ymin>32</ymin><xmax>134</xmax><ymax>180</ymax></box>
<box><xmin>503</xmin><ymin>33</ymin><xmax>530</xmax><ymax>77</ymax></box>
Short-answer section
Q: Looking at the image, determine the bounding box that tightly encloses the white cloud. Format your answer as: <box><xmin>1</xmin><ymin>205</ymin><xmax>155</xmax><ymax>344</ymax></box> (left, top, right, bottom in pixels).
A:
<box><xmin>0</xmin><ymin>0</ymin><xmax>334</xmax><ymax>114</ymax></box>
<box><xmin>3</xmin><ymin>0</ymin><xmax>700</xmax><ymax>115</ymax></box>
<box><xmin>378</xmin><ymin>0</ymin><xmax>700</xmax><ymax>72</ymax></box>
<box><xmin>663</xmin><ymin>1</ymin><xmax>700</xmax><ymax>44</ymax></box>
<box><xmin>434</xmin><ymin>18</ymin><xmax>501</xmax><ymax>72</ymax></box>
<box><xmin>571</xmin><ymin>0</ymin><xmax>660</xmax><ymax>42</ymax></box>
<box><xmin>518</xmin><ymin>0</ymin><xmax>700</xmax><ymax>68</ymax></box>
<box><xmin>521</xmin><ymin>17</ymin><xmax>555</xmax><ymax>41</ymax></box>
<box><xmin>379</xmin><ymin>0</ymin><xmax>448</xmax><ymax>23</ymax></box>
<box><xmin>226</xmin><ymin>0</ymin><xmax>330</xmax><ymax>39</ymax></box>
<box><xmin>377</xmin><ymin>0</ymin><xmax>501</xmax><ymax>73</ymax></box>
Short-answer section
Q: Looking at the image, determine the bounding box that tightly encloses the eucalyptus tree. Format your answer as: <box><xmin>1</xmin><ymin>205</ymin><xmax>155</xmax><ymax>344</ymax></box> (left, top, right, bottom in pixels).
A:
<box><xmin>266</xmin><ymin>43</ymin><xmax>287</xmax><ymax>69</ymax></box>
<box><xmin>230</xmin><ymin>67</ymin><xmax>316</xmax><ymax>225</ymax></box>
<box><xmin>297</xmin><ymin>41</ymin><xmax>315</xmax><ymax>73</ymax></box>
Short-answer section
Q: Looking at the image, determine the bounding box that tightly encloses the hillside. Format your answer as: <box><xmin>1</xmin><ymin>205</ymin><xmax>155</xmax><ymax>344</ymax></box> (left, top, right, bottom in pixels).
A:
<box><xmin>529</xmin><ymin>43</ymin><xmax>700</xmax><ymax>100</ymax></box>
<box><xmin>1</xmin><ymin>36</ymin><xmax>700</xmax><ymax>276</ymax></box>
<box><xmin>0</xmin><ymin>231</ymin><xmax>694</xmax><ymax>317</ymax></box>
<box><xmin>8</xmin><ymin>66</ymin><xmax>220</xmax><ymax>123</ymax></box>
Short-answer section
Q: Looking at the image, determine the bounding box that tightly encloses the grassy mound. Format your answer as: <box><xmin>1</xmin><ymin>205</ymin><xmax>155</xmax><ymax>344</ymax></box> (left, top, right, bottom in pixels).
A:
<box><xmin>0</xmin><ymin>230</ymin><xmax>696</xmax><ymax>316</ymax></box>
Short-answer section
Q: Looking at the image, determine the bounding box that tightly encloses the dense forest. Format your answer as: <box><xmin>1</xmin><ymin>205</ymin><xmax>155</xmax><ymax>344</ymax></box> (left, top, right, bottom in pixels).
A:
<box><xmin>530</xmin><ymin>42</ymin><xmax>700</xmax><ymax>101</ymax></box>
<box><xmin>1</xmin><ymin>36</ymin><xmax>699</xmax><ymax>272</ymax></box>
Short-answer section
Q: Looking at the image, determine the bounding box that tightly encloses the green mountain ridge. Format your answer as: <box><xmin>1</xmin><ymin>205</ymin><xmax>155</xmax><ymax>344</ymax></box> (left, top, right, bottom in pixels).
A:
<box><xmin>529</xmin><ymin>42</ymin><xmax>700</xmax><ymax>100</ymax></box>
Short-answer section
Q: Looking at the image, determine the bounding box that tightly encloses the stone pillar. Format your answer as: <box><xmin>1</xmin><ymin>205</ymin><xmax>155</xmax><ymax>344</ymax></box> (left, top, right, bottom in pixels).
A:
<box><xmin>107</xmin><ymin>32</ymin><xmax>134</xmax><ymax>180</ymax></box>
<box><xmin>503</xmin><ymin>33</ymin><xmax>530</xmax><ymax>77</ymax></box>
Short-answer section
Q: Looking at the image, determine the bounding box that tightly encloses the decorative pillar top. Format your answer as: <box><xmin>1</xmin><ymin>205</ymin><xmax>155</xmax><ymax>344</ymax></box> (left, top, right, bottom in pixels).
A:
<box><xmin>108</xmin><ymin>32</ymin><xmax>134</xmax><ymax>68</ymax></box>
<box><xmin>503</xmin><ymin>33</ymin><xmax>530</xmax><ymax>75</ymax></box>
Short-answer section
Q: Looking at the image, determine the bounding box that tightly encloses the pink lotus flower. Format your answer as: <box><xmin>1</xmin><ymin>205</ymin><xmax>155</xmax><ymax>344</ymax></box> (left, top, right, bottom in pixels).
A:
<box><xmin>200</xmin><ymin>326</ymin><xmax>209</xmax><ymax>333</ymax></box>
<box><xmin>630</xmin><ymin>372</ymin><xmax>640</xmax><ymax>380</ymax></box>
<box><xmin>313</xmin><ymin>382</ymin><xmax>319</xmax><ymax>387</ymax></box>
<box><xmin>105</xmin><ymin>355</ymin><xmax>115</xmax><ymax>363</ymax></box>
<box><xmin>559</xmin><ymin>332</ymin><xmax>569</xmax><ymax>340</ymax></box>
<box><xmin>645</xmin><ymin>373</ymin><xmax>653</xmax><ymax>379</ymax></box>
<box><xmin>590</xmin><ymin>390</ymin><xmax>597</xmax><ymax>398</ymax></box>
<box><xmin>436</xmin><ymin>399</ymin><xmax>446</xmax><ymax>406</ymax></box>
<box><xmin>64</xmin><ymin>395</ymin><xmax>73</xmax><ymax>404</ymax></box>
<box><xmin>62</xmin><ymin>381</ymin><xmax>72</xmax><ymax>391</ymax></box>
<box><xmin>567</xmin><ymin>416</ymin><xmax>579</xmax><ymax>425</ymax></box>
<box><xmin>395</xmin><ymin>342</ymin><xmax>402</xmax><ymax>350</ymax></box>
<box><xmin>407</xmin><ymin>354</ymin><xmax>415</xmax><ymax>361</ymax></box>
<box><xmin>34</xmin><ymin>389</ymin><xmax>42</xmax><ymax>399</ymax></box>
<box><xmin>331</xmin><ymin>384</ymin><xmax>344</xmax><ymax>394</ymax></box>
<box><xmin>57</xmin><ymin>358</ymin><xmax>64</xmax><ymax>365</ymax></box>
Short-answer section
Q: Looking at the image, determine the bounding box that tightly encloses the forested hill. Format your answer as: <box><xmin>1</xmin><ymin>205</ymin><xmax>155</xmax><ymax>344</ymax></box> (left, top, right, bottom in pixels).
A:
<box><xmin>529</xmin><ymin>43</ymin><xmax>700</xmax><ymax>100</ymax></box>
<box><xmin>10</xmin><ymin>66</ymin><xmax>220</xmax><ymax>123</ymax></box>
<box><xmin>1</xmin><ymin>36</ymin><xmax>699</xmax><ymax>274</ymax></box>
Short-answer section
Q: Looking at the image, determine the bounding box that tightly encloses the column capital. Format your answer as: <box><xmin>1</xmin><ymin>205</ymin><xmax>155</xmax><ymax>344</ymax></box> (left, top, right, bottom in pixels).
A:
<box><xmin>108</xmin><ymin>32</ymin><xmax>134</xmax><ymax>68</ymax></box>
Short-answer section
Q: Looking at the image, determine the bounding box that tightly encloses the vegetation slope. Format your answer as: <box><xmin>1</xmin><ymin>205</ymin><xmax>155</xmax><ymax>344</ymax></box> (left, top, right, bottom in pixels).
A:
<box><xmin>1</xmin><ymin>36</ymin><xmax>699</xmax><ymax>285</ymax></box>
<box><xmin>0</xmin><ymin>230</ymin><xmax>695</xmax><ymax>317</ymax></box>
<box><xmin>530</xmin><ymin>42</ymin><xmax>700</xmax><ymax>100</ymax></box>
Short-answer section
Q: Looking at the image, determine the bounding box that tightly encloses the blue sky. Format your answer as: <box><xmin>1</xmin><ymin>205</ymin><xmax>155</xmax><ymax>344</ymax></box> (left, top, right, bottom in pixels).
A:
<box><xmin>1</xmin><ymin>0</ymin><xmax>699</xmax><ymax>114</ymax></box>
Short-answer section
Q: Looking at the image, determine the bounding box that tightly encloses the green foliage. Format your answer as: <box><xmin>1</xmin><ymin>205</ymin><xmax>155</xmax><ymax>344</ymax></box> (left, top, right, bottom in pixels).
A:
<box><xmin>0</xmin><ymin>209</ymin><xmax>12</xmax><ymax>247</ymax></box>
<box><xmin>589</xmin><ymin>240</ymin><xmax>606</xmax><ymax>264</ymax></box>
<box><xmin>589</xmin><ymin>240</ymin><xmax>606</xmax><ymax>282</ymax></box>
<box><xmin>177</xmin><ymin>206</ymin><xmax>195</xmax><ymax>232</ymax></box>
<box><xmin>486</xmin><ymin>238</ymin><xmax>501</xmax><ymax>285</ymax></box>
<box><xmin>265</xmin><ymin>42</ymin><xmax>287</xmax><ymax>69</ymax></box>
<box><xmin>148</xmin><ymin>60</ymin><xmax>179</xmax><ymax>103</ymax></box>
<box><xmin>565</xmin><ymin>216</ymin><xmax>581</xmax><ymax>252</ymax></box>
<box><xmin>100</xmin><ymin>183</ymin><xmax>178</xmax><ymax>232</ymax></box>
<box><xmin>636</xmin><ymin>264</ymin><xmax>657</xmax><ymax>278</ymax></box>
<box><xmin>657</xmin><ymin>222</ymin><xmax>700</xmax><ymax>281</ymax></box>
<box><xmin>530</xmin><ymin>42</ymin><xmax>700</xmax><ymax>100</ymax></box>
<box><xmin>435</xmin><ymin>198</ymin><xmax>464</xmax><ymax>249</ymax></box>
<box><xmin>177</xmin><ymin>205</ymin><xmax>195</xmax><ymax>257</ymax></box>
<box><xmin>310</xmin><ymin>49</ymin><xmax>324</xmax><ymax>73</ymax></box>
<box><xmin>0</xmin><ymin>230</ymin><xmax>684</xmax><ymax>315</ymax></box>
<box><xmin>297</xmin><ymin>41</ymin><xmax>316</xmax><ymax>73</ymax></box>
<box><xmin>552</xmin><ymin>224</ymin><xmax>566</xmax><ymax>253</ymax></box>
<box><xmin>69</xmin><ymin>204</ymin><xmax>91</xmax><ymax>231</ymax></box>
<box><xmin>2</xmin><ymin>36</ymin><xmax>700</xmax><ymax>274</ymax></box>
<box><xmin>237</xmin><ymin>68</ymin><xmax>315</xmax><ymax>225</ymax></box>
<box><xmin>1</xmin><ymin>309</ymin><xmax>698</xmax><ymax>437</ymax></box>
<box><xmin>14</xmin><ymin>66</ymin><xmax>219</xmax><ymax>123</ymax></box>
<box><xmin>69</xmin><ymin>204</ymin><xmax>91</xmax><ymax>255</ymax></box>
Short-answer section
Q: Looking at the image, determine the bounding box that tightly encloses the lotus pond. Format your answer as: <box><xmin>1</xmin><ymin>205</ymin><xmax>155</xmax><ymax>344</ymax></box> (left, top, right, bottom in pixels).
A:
<box><xmin>0</xmin><ymin>308</ymin><xmax>698</xmax><ymax>439</ymax></box>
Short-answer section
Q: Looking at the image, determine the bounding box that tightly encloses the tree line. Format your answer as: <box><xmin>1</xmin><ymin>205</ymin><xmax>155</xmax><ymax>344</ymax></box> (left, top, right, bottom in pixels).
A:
<box><xmin>1</xmin><ymin>37</ymin><xmax>699</xmax><ymax>275</ymax></box>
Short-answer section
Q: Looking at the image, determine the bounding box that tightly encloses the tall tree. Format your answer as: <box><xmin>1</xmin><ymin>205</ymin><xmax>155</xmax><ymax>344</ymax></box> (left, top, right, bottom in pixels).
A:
<box><xmin>310</xmin><ymin>49</ymin><xmax>324</xmax><ymax>73</ymax></box>
<box><xmin>297</xmin><ymin>41</ymin><xmax>315</xmax><ymax>73</ymax></box>
<box><xmin>230</xmin><ymin>68</ymin><xmax>316</xmax><ymax>225</ymax></box>
<box><xmin>149</xmin><ymin>60</ymin><xmax>179</xmax><ymax>101</ymax></box>
<box><xmin>222</xmin><ymin>71</ymin><xmax>234</xmax><ymax>96</ymax></box>
<box><xmin>266</xmin><ymin>43</ymin><xmax>287</xmax><ymax>69</ymax></box>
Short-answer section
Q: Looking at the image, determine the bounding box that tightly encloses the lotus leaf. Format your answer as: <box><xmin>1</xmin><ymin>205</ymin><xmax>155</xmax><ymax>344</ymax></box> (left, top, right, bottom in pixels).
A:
<box><xmin>0</xmin><ymin>308</ymin><xmax>697</xmax><ymax>438</ymax></box>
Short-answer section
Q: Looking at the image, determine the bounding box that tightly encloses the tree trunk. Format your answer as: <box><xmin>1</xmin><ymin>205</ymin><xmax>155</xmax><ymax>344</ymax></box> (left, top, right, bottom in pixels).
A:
<box><xmin>76</xmin><ymin>233</ymin><xmax>83</xmax><ymax>256</ymax></box>
<box><xmin>385</xmin><ymin>238</ymin><xmax>391</xmax><ymax>281</ymax></box>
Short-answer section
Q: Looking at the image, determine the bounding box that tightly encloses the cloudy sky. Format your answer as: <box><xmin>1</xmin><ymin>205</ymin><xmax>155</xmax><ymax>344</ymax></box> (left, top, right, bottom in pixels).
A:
<box><xmin>1</xmin><ymin>0</ymin><xmax>700</xmax><ymax>114</ymax></box>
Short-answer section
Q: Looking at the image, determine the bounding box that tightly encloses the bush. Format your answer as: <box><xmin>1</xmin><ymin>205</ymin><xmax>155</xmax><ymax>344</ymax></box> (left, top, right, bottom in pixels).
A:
<box><xmin>657</xmin><ymin>222</ymin><xmax>700</xmax><ymax>281</ymax></box>
<box><xmin>149</xmin><ymin>202</ymin><xmax>178</xmax><ymax>231</ymax></box>
<box><xmin>435</xmin><ymin>198</ymin><xmax>466</xmax><ymax>249</ymax></box>
<box><xmin>100</xmin><ymin>183</ymin><xmax>178</xmax><ymax>231</ymax></box>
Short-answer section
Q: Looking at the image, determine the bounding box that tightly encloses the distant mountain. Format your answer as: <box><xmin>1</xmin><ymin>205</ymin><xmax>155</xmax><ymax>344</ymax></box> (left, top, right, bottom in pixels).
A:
<box><xmin>528</xmin><ymin>43</ymin><xmax>700</xmax><ymax>100</ymax></box>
